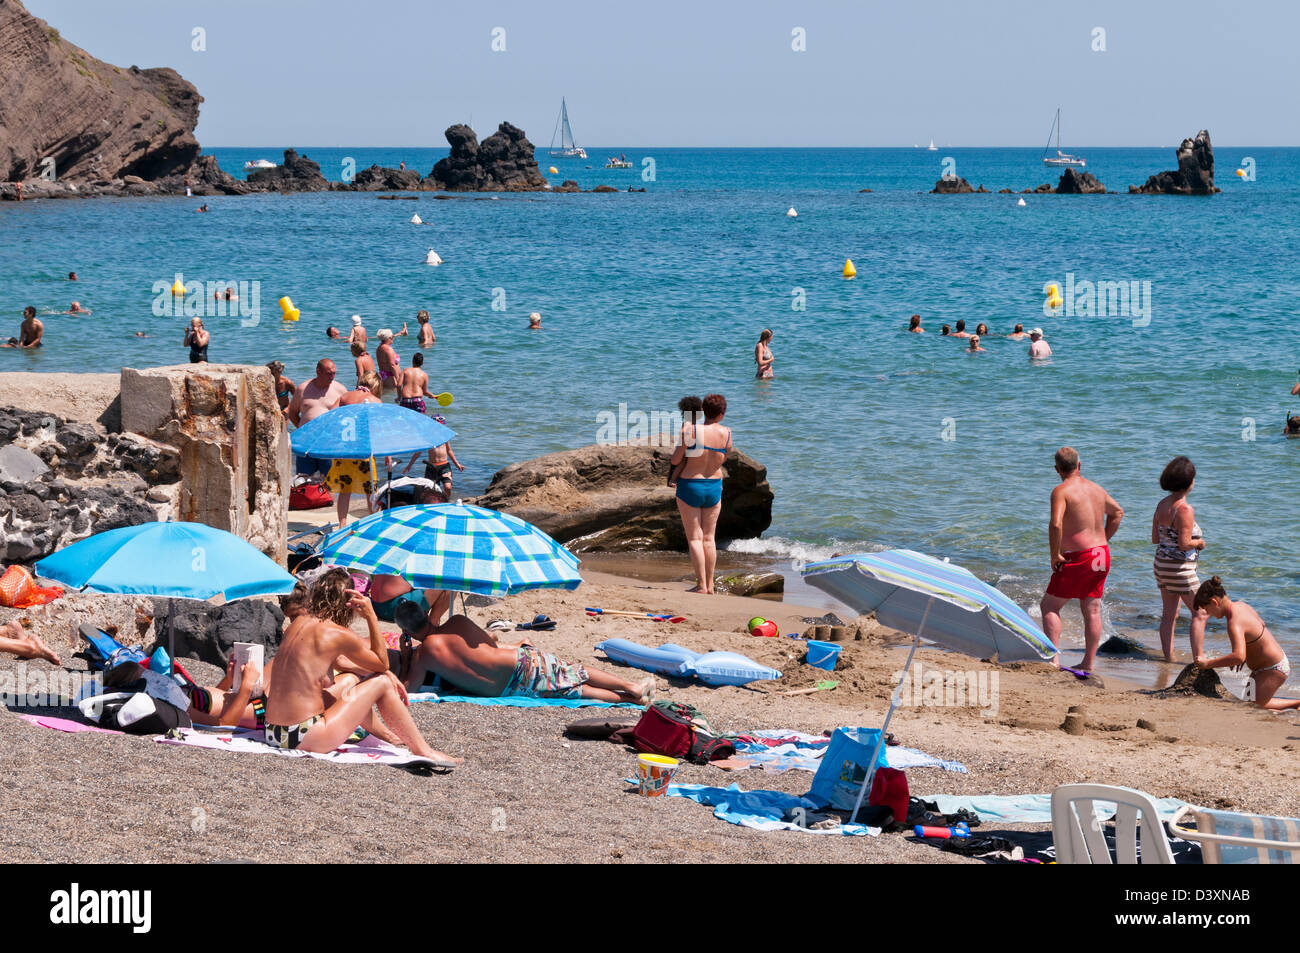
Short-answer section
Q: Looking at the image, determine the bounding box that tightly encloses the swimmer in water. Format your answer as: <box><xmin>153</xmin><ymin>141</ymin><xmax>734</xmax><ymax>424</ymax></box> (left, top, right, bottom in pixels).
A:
<box><xmin>908</xmin><ymin>314</ymin><xmax>924</xmax><ymax>333</ymax></box>
<box><xmin>2</xmin><ymin>337</ymin><xmax>19</xmax><ymax>348</ymax></box>
<box><xmin>952</xmin><ymin>320</ymin><xmax>971</xmax><ymax>339</ymax></box>
<box><xmin>528</xmin><ymin>312</ymin><xmax>542</xmax><ymax>330</ymax></box>
<box><xmin>326</xmin><ymin>326</ymin><xmax>341</xmax><ymax>340</ymax></box>
<box><xmin>134</xmin><ymin>332</ymin><xmax>149</xmax><ymax>338</ymax></box>
<box><xmin>68</xmin><ymin>271</ymin><xmax>78</xmax><ymax>281</ymax></box>
<box><xmin>941</xmin><ymin>324</ymin><xmax>951</xmax><ymax>336</ymax></box>
<box><xmin>754</xmin><ymin>328</ymin><xmax>774</xmax><ymax>378</ymax></box>
<box><xmin>1284</xmin><ymin>414</ymin><xmax>1300</xmax><ymax>437</ymax></box>
<box><xmin>65</xmin><ymin>302</ymin><xmax>91</xmax><ymax>315</ymax></box>
<box><xmin>195</xmin><ymin>204</ymin><xmax>210</xmax><ymax>213</ymax></box>
<box><xmin>975</xmin><ymin>322</ymin><xmax>989</xmax><ymax>336</ymax></box>
<box><xmin>1009</xmin><ymin>323</ymin><xmax>1028</xmax><ymax>340</ymax></box>
<box><xmin>967</xmin><ymin>335</ymin><xmax>985</xmax><ymax>352</ymax></box>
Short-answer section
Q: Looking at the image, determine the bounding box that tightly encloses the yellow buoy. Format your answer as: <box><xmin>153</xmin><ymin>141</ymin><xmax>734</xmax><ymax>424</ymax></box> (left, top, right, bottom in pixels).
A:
<box><xmin>171</xmin><ymin>279</ymin><xmax>186</xmax><ymax>296</ymax></box>
<box><xmin>1045</xmin><ymin>283</ymin><xmax>1063</xmax><ymax>309</ymax></box>
<box><xmin>1235</xmin><ymin>168</ymin><xmax>1247</xmax><ymax>178</ymax></box>
<box><xmin>279</xmin><ymin>296</ymin><xmax>300</xmax><ymax>322</ymax></box>
<box><xmin>843</xmin><ymin>258</ymin><xmax>856</xmax><ymax>279</ymax></box>
<box><xmin>548</xmin><ymin>166</ymin><xmax>559</xmax><ymax>175</ymax></box>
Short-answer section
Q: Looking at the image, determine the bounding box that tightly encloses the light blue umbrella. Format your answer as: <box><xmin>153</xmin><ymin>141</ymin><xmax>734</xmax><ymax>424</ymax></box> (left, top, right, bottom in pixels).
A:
<box><xmin>290</xmin><ymin>403</ymin><xmax>455</xmax><ymax>460</ymax></box>
<box><xmin>316</xmin><ymin>503</ymin><xmax>581</xmax><ymax>598</ymax></box>
<box><xmin>802</xmin><ymin>548</ymin><xmax>1056</xmax><ymax>821</ymax></box>
<box><xmin>36</xmin><ymin>521</ymin><xmax>297</xmax><ymax>668</ymax></box>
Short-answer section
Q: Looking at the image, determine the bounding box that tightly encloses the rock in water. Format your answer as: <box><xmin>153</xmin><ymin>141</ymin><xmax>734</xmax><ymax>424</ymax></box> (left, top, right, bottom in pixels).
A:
<box><xmin>468</xmin><ymin>444</ymin><xmax>773</xmax><ymax>551</ymax></box>
<box><xmin>931</xmin><ymin>176</ymin><xmax>976</xmax><ymax>194</ymax></box>
<box><xmin>0</xmin><ymin>0</ymin><xmax>202</xmax><ymax>182</ymax></box>
<box><xmin>1130</xmin><ymin>131</ymin><xmax>1216</xmax><ymax>195</ymax></box>
<box><xmin>427</xmin><ymin>122</ymin><xmax>548</xmax><ymax>192</ymax></box>
<box><xmin>245</xmin><ymin>149</ymin><xmax>330</xmax><ymax>192</ymax></box>
<box><xmin>351</xmin><ymin>165</ymin><xmax>425</xmax><ymax>191</ymax></box>
<box><xmin>1056</xmin><ymin>168</ymin><xmax>1107</xmax><ymax>194</ymax></box>
<box><xmin>715</xmin><ymin>571</ymin><xmax>785</xmax><ymax>598</ymax></box>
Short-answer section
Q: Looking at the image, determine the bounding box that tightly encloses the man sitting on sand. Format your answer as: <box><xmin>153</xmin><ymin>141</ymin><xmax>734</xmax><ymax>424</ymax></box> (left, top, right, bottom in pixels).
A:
<box><xmin>1040</xmin><ymin>447</ymin><xmax>1123</xmax><ymax>673</ymax></box>
<box><xmin>0</xmin><ymin>620</ymin><xmax>60</xmax><ymax>664</ymax></box>
<box><xmin>393</xmin><ymin>602</ymin><xmax>653</xmax><ymax>703</ymax></box>
<box><xmin>263</xmin><ymin>568</ymin><xmax>460</xmax><ymax>767</ymax></box>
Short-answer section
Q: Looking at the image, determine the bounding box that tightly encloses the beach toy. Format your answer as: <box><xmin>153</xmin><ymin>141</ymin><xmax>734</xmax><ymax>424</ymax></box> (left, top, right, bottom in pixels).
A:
<box><xmin>548</xmin><ymin>165</ymin><xmax>559</xmax><ymax>175</ymax></box>
<box><xmin>425</xmin><ymin>248</ymin><xmax>442</xmax><ymax>266</ymax></box>
<box><xmin>750</xmin><ymin>621</ymin><xmax>779</xmax><ymax>638</ymax></box>
<box><xmin>434</xmin><ymin>392</ymin><xmax>453</xmax><ymax>406</ymax></box>
<box><xmin>1235</xmin><ymin>168</ymin><xmax>1247</xmax><ymax>178</ymax></box>
<box><xmin>410</xmin><ymin>214</ymin><xmax>423</xmax><ymax>224</ymax></box>
<box><xmin>595</xmin><ymin>638</ymin><xmax>697</xmax><ymax>676</ymax></box>
<box><xmin>914</xmin><ymin>822</ymin><xmax>970</xmax><ymax>840</ymax></box>
<box><xmin>278</xmin><ymin>296</ymin><xmax>300</xmax><ymax>321</ymax></box>
<box><xmin>787</xmin><ymin>207</ymin><xmax>797</xmax><ymax>217</ymax></box>
<box><xmin>842</xmin><ymin>258</ymin><xmax>856</xmax><ymax>279</ymax></box>
<box><xmin>747</xmin><ymin>617</ymin><xmax>767</xmax><ymax>631</ymax></box>
<box><xmin>170</xmin><ymin>279</ymin><xmax>186</xmax><ymax>296</ymax></box>
<box><xmin>805</xmin><ymin>639</ymin><xmax>841</xmax><ymax>671</ymax></box>
<box><xmin>595</xmin><ymin>639</ymin><xmax>780</xmax><ymax>686</ymax></box>
<box><xmin>586</xmin><ymin>607</ymin><xmax>685</xmax><ymax>623</ymax></box>
<box><xmin>688</xmin><ymin>651</ymin><xmax>782</xmax><ymax>687</ymax></box>
<box><xmin>1017</xmin><ymin>197</ymin><xmax>1027</xmax><ymax>206</ymax></box>
<box><xmin>636</xmin><ymin>754</ymin><xmax>679</xmax><ymax>797</ymax></box>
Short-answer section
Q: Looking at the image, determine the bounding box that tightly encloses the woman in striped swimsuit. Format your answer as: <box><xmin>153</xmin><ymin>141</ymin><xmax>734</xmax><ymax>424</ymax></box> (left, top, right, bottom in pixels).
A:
<box><xmin>1151</xmin><ymin>456</ymin><xmax>1208</xmax><ymax>662</ymax></box>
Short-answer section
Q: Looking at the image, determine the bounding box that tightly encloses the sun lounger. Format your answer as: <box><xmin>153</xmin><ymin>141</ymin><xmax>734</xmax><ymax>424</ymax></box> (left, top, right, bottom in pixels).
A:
<box><xmin>1050</xmin><ymin>783</ymin><xmax>1176</xmax><ymax>864</ymax></box>
<box><xmin>1169</xmin><ymin>806</ymin><xmax>1300</xmax><ymax>864</ymax></box>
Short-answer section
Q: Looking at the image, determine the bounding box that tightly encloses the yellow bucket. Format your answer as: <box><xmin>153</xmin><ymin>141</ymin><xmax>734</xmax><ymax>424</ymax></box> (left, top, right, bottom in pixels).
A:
<box><xmin>636</xmin><ymin>754</ymin><xmax>679</xmax><ymax>797</ymax></box>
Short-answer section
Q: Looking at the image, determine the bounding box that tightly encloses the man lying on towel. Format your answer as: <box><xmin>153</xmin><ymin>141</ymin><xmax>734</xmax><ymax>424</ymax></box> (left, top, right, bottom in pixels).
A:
<box><xmin>392</xmin><ymin>602</ymin><xmax>654</xmax><ymax>704</ymax></box>
<box><xmin>263</xmin><ymin>567</ymin><xmax>461</xmax><ymax>769</ymax></box>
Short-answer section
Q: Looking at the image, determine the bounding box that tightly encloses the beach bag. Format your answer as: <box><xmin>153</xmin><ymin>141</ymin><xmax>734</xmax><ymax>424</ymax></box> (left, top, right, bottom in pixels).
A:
<box><xmin>632</xmin><ymin>700</ymin><xmax>734</xmax><ymax>765</ymax></box>
<box><xmin>807</xmin><ymin>727</ymin><xmax>888</xmax><ymax>811</ymax></box>
<box><xmin>868</xmin><ymin>767</ymin><xmax>909</xmax><ymax>825</ymax></box>
<box><xmin>290</xmin><ymin>479</ymin><xmax>332</xmax><ymax>510</ymax></box>
<box><xmin>0</xmin><ymin>565</ymin><xmax>61</xmax><ymax>608</ymax></box>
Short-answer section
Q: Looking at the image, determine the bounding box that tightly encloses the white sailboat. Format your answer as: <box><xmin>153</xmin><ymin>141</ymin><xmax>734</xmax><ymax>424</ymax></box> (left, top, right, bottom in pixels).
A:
<box><xmin>1042</xmin><ymin>108</ymin><xmax>1086</xmax><ymax>168</ymax></box>
<box><xmin>927</xmin><ymin>139</ymin><xmax>938</xmax><ymax>151</ymax></box>
<box><xmin>549</xmin><ymin>98</ymin><xmax>588</xmax><ymax>159</ymax></box>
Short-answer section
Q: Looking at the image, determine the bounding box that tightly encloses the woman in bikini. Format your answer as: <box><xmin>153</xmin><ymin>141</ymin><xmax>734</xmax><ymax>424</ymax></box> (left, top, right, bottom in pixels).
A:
<box><xmin>754</xmin><ymin>329</ymin><xmax>774</xmax><ymax>379</ymax></box>
<box><xmin>184</xmin><ymin>318</ymin><xmax>209</xmax><ymax>363</ymax></box>
<box><xmin>267</xmin><ymin>361</ymin><xmax>295</xmax><ymax>415</ymax></box>
<box><xmin>1151</xmin><ymin>456</ymin><xmax>1208</xmax><ymax>661</ymax></box>
<box><xmin>668</xmin><ymin>393</ymin><xmax>732</xmax><ymax>594</ymax></box>
<box><xmin>1193</xmin><ymin>576</ymin><xmax>1299</xmax><ymax>711</ymax></box>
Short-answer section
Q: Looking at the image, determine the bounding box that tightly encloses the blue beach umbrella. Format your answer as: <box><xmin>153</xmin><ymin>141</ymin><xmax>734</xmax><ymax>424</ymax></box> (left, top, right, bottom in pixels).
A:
<box><xmin>801</xmin><ymin>548</ymin><xmax>1056</xmax><ymax>821</ymax></box>
<box><xmin>316</xmin><ymin>503</ymin><xmax>581</xmax><ymax>598</ymax></box>
<box><xmin>36</xmin><ymin>521</ymin><xmax>297</xmax><ymax>668</ymax></box>
<box><xmin>290</xmin><ymin>403</ymin><xmax>455</xmax><ymax>460</ymax></box>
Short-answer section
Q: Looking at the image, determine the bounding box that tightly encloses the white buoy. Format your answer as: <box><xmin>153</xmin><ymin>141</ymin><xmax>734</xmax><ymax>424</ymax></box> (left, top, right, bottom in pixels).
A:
<box><xmin>424</xmin><ymin>248</ymin><xmax>442</xmax><ymax>266</ymax></box>
<box><xmin>410</xmin><ymin>213</ymin><xmax>423</xmax><ymax>224</ymax></box>
<box><xmin>786</xmin><ymin>207</ymin><xmax>797</xmax><ymax>217</ymax></box>
<box><xmin>1017</xmin><ymin>198</ymin><xmax>1026</xmax><ymax>206</ymax></box>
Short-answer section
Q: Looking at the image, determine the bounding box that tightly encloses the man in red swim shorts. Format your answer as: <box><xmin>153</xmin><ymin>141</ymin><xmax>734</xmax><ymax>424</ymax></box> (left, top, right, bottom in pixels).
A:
<box><xmin>1040</xmin><ymin>447</ymin><xmax>1124</xmax><ymax>673</ymax></box>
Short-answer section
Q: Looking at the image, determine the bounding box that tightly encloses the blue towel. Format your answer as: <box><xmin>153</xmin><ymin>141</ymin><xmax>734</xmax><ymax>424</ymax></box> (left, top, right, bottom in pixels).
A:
<box><xmin>409</xmin><ymin>692</ymin><xmax>640</xmax><ymax>709</ymax></box>
<box><xmin>663</xmin><ymin>782</ymin><xmax>880</xmax><ymax>836</ymax></box>
<box><xmin>924</xmin><ymin>793</ymin><xmax>1193</xmax><ymax>824</ymax></box>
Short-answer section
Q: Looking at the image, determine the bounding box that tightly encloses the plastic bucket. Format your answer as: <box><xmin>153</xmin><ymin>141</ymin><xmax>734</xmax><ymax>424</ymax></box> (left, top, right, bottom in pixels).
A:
<box><xmin>636</xmin><ymin>754</ymin><xmax>680</xmax><ymax>797</ymax></box>
<box><xmin>805</xmin><ymin>640</ymin><xmax>841</xmax><ymax>671</ymax></box>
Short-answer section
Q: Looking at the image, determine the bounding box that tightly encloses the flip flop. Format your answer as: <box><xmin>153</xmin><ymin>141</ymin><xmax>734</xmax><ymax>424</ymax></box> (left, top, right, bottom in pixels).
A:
<box><xmin>399</xmin><ymin>756</ymin><xmax>458</xmax><ymax>775</ymax></box>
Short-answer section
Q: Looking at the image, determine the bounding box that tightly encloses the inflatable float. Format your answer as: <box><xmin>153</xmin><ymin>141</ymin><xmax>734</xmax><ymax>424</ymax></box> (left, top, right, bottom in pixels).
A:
<box><xmin>595</xmin><ymin>638</ymin><xmax>781</xmax><ymax>686</ymax></box>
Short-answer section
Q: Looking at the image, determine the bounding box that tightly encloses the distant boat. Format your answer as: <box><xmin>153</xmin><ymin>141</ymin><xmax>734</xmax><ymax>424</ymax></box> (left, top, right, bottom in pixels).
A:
<box><xmin>604</xmin><ymin>154</ymin><xmax>632</xmax><ymax>169</ymax></box>
<box><xmin>927</xmin><ymin>139</ymin><xmax>938</xmax><ymax>152</ymax></box>
<box><xmin>1042</xmin><ymin>108</ymin><xmax>1086</xmax><ymax>168</ymax></box>
<box><xmin>244</xmin><ymin>158</ymin><xmax>277</xmax><ymax>170</ymax></box>
<box><xmin>549</xmin><ymin>98</ymin><xmax>588</xmax><ymax>159</ymax></box>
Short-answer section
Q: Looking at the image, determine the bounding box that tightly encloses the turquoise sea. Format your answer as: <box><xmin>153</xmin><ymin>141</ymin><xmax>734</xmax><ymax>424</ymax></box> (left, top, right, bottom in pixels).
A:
<box><xmin>2</xmin><ymin>146</ymin><xmax>1298</xmax><ymax>668</ymax></box>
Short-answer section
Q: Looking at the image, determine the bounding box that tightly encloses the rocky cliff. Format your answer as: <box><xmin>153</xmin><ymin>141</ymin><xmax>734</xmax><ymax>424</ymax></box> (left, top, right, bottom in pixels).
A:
<box><xmin>1130</xmin><ymin>130</ymin><xmax>1217</xmax><ymax>194</ymax></box>
<box><xmin>427</xmin><ymin>122</ymin><xmax>548</xmax><ymax>191</ymax></box>
<box><xmin>0</xmin><ymin>0</ymin><xmax>202</xmax><ymax>182</ymax></box>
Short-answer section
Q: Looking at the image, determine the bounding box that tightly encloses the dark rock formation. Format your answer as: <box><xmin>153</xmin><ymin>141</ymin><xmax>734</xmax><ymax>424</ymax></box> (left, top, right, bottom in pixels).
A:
<box><xmin>715</xmin><ymin>571</ymin><xmax>784</xmax><ymax>598</ymax></box>
<box><xmin>182</xmin><ymin>154</ymin><xmax>252</xmax><ymax>195</ymax></box>
<box><xmin>858</xmin><ymin>188</ymin><xmax>873</xmax><ymax>193</ymax></box>
<box><xmin>1131</xmin><ymin>130</ymin><xmax>1216</xmax><ymax>195</ymax></box>
<box><xmin>553</xmin><ymin>179</ymin><xmax>580</xmax><ymax>193</ymax></box>
<box><xmin>427</xmin><ymin>122</ymin><xmax>547</xmax><ymax>192</ymax></box>
<box><xmin>997</xmin><ymin>188</ymin><xmax>1012</xmax><ymax>194</ymax></box>
<box><xmin>351</xmin><ymin>165</ymin><xmax>425</xmax><ymax>191</ymax></box>
<box><xmin>1056</xmin><ymin>168</ymin><xmax>1106</xmax><ymax>194</ymax></box>
<box><xmin>590</xmin><ymin>184</ymin><xmax>618</xmax><ymax>193</ymax></box>
<box><xmin>245</xmin><ymin>149</ymin><xmax>330</xmax><ymax>192</ymax></box>
<box><xmin>0</xmin><ymin>0</ymin><xmax>202</xmax><ymax>183</ymax></box>
<box><xmin>931</xmin><ymin>176</ymin><xmax>975</xmax><ymax>194</ymax></box>
<box><xmin>1097</xmin><ymin>634</ymin><xmax>1165</xmax><ymax>660</ymax></box>
<box><xmin>469</xmin><ymin>444</ymin><xmax>773</xmax><ymax>552</ymax></box>
<box><xmin>152</xmin><ymin>597</ymin><xmax>285</xmax><ymax>667</ymax></box>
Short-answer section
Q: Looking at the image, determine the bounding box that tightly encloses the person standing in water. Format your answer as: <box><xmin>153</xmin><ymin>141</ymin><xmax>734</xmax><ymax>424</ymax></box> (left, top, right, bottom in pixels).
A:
<box><xmin>268</xmin><ymin>361</ymin><xmax>296</xmax><ymax>415</ymax></box>
<box><xmin>19</xmin><ymin>307</ymin><xmax>43</xmax><ymax>348</ymax></box>
<box><xmin>376</xmin><ymin>329</ymin><xmax>402</xmax><ymax>395</ymax></box>
<box><xmin>1151</xmin><ymin>456</ymin><xmax>1208</xmax><ymax>662</ymax></box>
<box><xmin>1194</xmin><ymin>576</ymin><xmax>1299</xmax><ymax>710</ymax></box>
<box><xmin>397</xmin><ymin>352</ymin><xmax>433</xmax><ymax>413</ymax></box>
<box><xmin>351</xmin><ymin>341</ymin><xmax>375</xmax><ymax>388</ymax></box>
<box><xmin>908</xmin><ymin>315</ymin><xmax>924</xmax><ymax>333</ymax></box>
<box><xmin>669</xmin><ymin>393</ymin><xmax>732</xmax><ymax>594</ymax></box>
<box><xmin>755</xmin><ymin>329</ymin><xmax>774</xmax><ymax>378</ymax></box>
<box><xmin>416</xmin><ymin>309</ymin><xmax>435</xmax><ymax>346</ymax></box>
<box><xmin>184</xmin><ymin>318</ymin><xmax>209</xmax><ymax>363</ymax></box>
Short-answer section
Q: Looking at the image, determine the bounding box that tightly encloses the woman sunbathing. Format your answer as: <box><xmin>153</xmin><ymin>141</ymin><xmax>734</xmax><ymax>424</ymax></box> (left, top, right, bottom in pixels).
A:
<box><xmin>263</xmin><ymin>567</ymin><xmax>461</xmax><ymax>768</ymax></box>
<box><xmin>0</xmin><ymin>620</ymin><xmax>60</xmax><ymax>664</ymax></box>
<box><xmin>1193</xmin><ymin>575</ymin><xmax>1300</xmax><ymax>711</ymax></box>
<box><xmin>186</xmin><ymin>654</ymin><xmax>267</xmax><ymax>728</ymax></box>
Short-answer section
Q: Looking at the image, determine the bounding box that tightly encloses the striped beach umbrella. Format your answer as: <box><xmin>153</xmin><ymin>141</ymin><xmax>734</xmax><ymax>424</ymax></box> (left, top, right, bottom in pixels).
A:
<box><xmin>801</xmin><ymin>548</ymin><xmax>1056</xmax><ymax>821</ymax></box>
<box><xmin>315</xmin><ymin>503</ymin><xmax>581</xmax><ymax>597</ymax></box>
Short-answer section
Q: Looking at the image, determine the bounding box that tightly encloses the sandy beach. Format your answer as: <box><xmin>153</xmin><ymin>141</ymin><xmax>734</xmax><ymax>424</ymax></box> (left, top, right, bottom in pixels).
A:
<box><xmin>2</xmin><ymin>565</ymin><xmax>1295</xmax><ymax>864</ymax></box>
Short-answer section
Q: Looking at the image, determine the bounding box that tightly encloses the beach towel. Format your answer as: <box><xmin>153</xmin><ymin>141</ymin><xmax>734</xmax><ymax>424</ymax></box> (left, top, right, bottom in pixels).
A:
<box><xmin>660</xmin><ymin>782</ymin><xmax>880</xmax><ymax>836</ymax></box>
<box><xmin>922</xmin><ymin>793</ymin><xmax>1194</xmax><ymax>824</ymax></box>
<box><xmin>156</xmin><ymin>726</ymin><xmax>436</xmax><ymax>768</ymax></box>
<box><xmin>1190</xmin><ymin>809</ymin><xmax>1300</xmax><ymax>864</ymax></box>
<box><xmin>717</xmin><ymin>729</ymin><xmax>968</xmax><ymax>774</ymax></box>
<box><xmin>18</xmin><ymin>714</ymin><xmax>121</xmax><ymax>735</ymax></box>
<box><xmin>408</xmin><ymin>692</ymin><xmax>640</xmax><ymax>709</ymax></box>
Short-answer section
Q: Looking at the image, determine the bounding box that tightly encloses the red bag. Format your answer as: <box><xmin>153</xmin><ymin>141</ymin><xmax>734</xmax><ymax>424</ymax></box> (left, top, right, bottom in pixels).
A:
<box><xmin>290</xmin><ymin>480</ymin><xmax>332</xmax><ymax>510</ymax></box>
<box><xmin>632</xmin><ymin>700</ymin><xmax>734</xmax><ymax>764</ymax></box>
<box><xmin>868</xmin><ymin>767</ymin><xmax>909</xmax><ymax>824</ymax></box>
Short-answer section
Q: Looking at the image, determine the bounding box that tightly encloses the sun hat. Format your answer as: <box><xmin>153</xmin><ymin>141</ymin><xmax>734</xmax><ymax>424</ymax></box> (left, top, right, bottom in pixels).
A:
<box><xmin>1030</xmin><ymin>327</ymin><xmax>1043</xmax><ymax>337</ymax></box>
<box><xmin>351</xmin><ymin>314</ymin><xmax>362</xmax><ymax>326</ymax></box>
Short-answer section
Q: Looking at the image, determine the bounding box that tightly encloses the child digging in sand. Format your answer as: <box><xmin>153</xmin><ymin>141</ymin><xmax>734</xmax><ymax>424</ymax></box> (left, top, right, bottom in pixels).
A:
<box><xmin>1193</xmin><ymin>575</ymin><xmax>1300</xmax><ymax>711</ymax></box>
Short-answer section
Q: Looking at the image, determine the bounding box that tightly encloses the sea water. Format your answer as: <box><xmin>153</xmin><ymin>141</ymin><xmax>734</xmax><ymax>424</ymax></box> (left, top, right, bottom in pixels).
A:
<box><xmin>2</xmin><ymin>146</ymin><xmax>1297</xmax><ymax>665</ymax></box>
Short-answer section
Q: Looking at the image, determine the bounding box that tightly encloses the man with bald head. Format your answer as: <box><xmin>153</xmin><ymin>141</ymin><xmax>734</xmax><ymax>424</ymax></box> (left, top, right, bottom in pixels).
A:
<box><xmin>288</xmin><ymin>358</ymin><xmax>348</xmax><ymax>477</ymax></box>
<box><xmin>1040</xmin><ymin>447</ymin><xmax>1123</xmax><ymax>673</ymax></box>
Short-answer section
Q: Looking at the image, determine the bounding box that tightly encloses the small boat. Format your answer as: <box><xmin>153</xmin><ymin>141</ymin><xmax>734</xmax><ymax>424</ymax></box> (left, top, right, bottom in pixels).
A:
<box><xmin>1041</xmin><ymin>108</ymin><xmax>1086</xmax><ymax>168</ymax></box>
<box><xmin>927</xmin><ymin>139</ymin><xmax>938</xmax><ymax>152</ymax></box>
<box><xmin>244</xmin><ymin>158</ymin><xmax>277</xmax><ymax>171</ymax></box>
<box><xmin>604</xmin><ymin>154</ymin><xmax>632</xmax><ymax>169</ymax></box>
<box><xmin>549</xmin><ymin>98</ymin><xmax>588</xmax><ymax>159</ymax></box>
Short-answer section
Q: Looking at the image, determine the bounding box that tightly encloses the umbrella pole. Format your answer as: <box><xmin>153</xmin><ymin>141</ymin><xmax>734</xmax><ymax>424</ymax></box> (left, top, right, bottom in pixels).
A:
<box><xmin>849</xmin><ymin>596</ymin><xmax>932</xmax><ymax>824</ymax></box>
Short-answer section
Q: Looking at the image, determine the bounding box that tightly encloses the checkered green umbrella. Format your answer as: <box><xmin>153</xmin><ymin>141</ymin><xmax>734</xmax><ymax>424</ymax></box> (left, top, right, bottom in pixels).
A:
<box><xmin>316</xmin><ymin>503</ymin><xmax>581</xmax><ymax>597</ymax></box>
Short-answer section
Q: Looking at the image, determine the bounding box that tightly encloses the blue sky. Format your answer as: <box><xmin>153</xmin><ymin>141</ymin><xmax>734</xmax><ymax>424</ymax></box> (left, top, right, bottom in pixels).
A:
<box><xmin>25</xmin><ymin>0</ymin><xmax>1299</xmax><ymax>147</ymax></box>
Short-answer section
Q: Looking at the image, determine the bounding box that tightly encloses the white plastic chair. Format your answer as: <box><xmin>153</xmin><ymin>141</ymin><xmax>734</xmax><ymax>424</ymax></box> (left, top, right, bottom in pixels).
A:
<box><xmin>1050</xmin><ymin>784</ymin><xmax>1177</xmax><ymax>864</ymax></box>
<box><xmin>1169</xmin><ymin>806</ymin><xmax>1300</xmax><ymax>864</ymax></box>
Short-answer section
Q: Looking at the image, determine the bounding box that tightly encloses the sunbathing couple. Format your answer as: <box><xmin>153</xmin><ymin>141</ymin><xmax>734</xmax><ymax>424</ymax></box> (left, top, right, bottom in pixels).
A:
<box><xmin>188</xmin><ymin>568</ymin><xmax>650</xmax><ymax>772</ymax></box>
